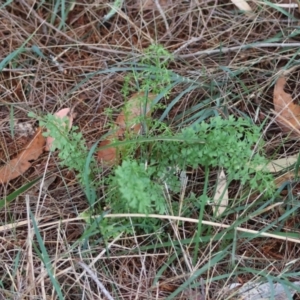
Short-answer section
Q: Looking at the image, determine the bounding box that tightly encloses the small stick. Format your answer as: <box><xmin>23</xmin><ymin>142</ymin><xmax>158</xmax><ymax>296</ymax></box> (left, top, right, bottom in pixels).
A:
<box><xmin>1</xmin><ymin>214</ymin><xmax>299</xmax><ymax>244</ymax></box>
<box><xmin>76</xmin><ymin>260</ymin><xmax>115</xmax><ymax>300</ymax></box>
<box><xmin>154</xmin><ymin>0</ymin><xmax>172</xmax><ymax>38</ymax></box>
<box><xmin>173</xmin><ymin>37</ymin><xmax>203</xmax><ymax>55</ymax></box>
<box><xmin>176</xmin><ymin>42</ymin><xmax>300</xmax><ymax>58</ymax></box>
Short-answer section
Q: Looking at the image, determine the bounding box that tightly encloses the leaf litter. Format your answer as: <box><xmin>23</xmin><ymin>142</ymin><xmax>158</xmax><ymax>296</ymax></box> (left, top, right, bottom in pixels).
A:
<box><xmin>3</xmin><ymin>77</ymin><xmax>300</xmax><ymax>190</ymax></box>
<box><xmin>97</xmin><ymin>92</ymin><xmax>156</xmax><ymax>165</ymax></box>
<box><xmin>0</xmin><ymin>127</ymin><xmax>45</xmax><ymax>184</ymax></box>
<box><xmin>0</xmin><ymin>93</ymin><xmax>155</xmax><ymax>183</ymax></box>
<box><xmin>273</xmin><ymin>76</ymin><xmax>300</xmax><ymax>138</ymax></box>
<box><xmin>0</xmin><ymin>107</ymin><xmax>74</xmax><ymax>184</ymax></box>
<box><xmin>228</xmin><ymin>280</ymin><xmax>300</xmax><ymax>300</ymax></box>
<box><xmin>272</xmin><ymin>76</ymin><xmax>300</xmax><ymax>186</ymax></box>
<box><xmin>212</xmin><ymin>169</ymin><xmax>229</xmax><ymax>217</ymax></box>
<box><xmin>3</xmin><ymin>3</ymin><xmax>300</xmax><ymax>299</ymax></box>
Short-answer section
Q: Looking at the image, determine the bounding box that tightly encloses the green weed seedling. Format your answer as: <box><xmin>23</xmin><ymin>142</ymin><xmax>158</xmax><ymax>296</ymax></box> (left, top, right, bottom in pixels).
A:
<box><xmin>107</xmin><ymin>116</ymin><xmax>274</xmax><ymax>216</ymax></box>
<box><xmin>29</xmin><ymin>44</ymin><xmax>274</xmax><ymax>238</ymax></box>
<box><xmin>28</xmin><ymin>111</ymin><xmax>97</xmax><ymax>206</ymax></box>
<box><xmin>121</xmin><ymin>44</ymin><xmax>174</xmax><ymax>98</ymax></box>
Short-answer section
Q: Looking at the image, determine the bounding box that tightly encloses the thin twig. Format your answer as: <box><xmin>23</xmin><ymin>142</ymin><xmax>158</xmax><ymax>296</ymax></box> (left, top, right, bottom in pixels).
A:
<box><xmin>73</xmin><ymin>233</ymin><xmax>122</xmax><ymax>286</ymax></box>
<box><xmin>20</xmin><ymin>0</ymin><xmax>131</xmax><ymax>56</ymax></box>
<box><xmin>25</xmin><ymin>195</ymin><xmax>36</xmax><ymax>297</ymax></box>
<box><xmin>176</xmin><ymin>42</ymin><xmax>300</xmax><ymax>58</ymax></box>
<box><xmin>2</xmin><ymin>213</ymin><xmax>300</xmax><ymax>244</ymax></box>
<box><xmin>260</xmin><ymin>2</ymin><xmax>298</xmax><ymax>8</ymax></box>
<box><xmin>173</xmin><ymin>37</ymin><xmax>203</xmax><ymax>55</ymax></box>
<box><xmin>154</xmin><ymin>0</ymin><xmax>171</xmax><ymax>38</ymax></box>
<box><xmin>2</xmin><ymin>68</ymin><xmax>36</xmax><ymax>73</ymax></box>
<box><xmin>76</xmin><ymin>260</ymin><xmax>115</xmax><ymax>300</ymax></box>
<box><xmin>104</xmin><ymin>214</ymin><xmax>300</xmax><ymax>243</ymax></box>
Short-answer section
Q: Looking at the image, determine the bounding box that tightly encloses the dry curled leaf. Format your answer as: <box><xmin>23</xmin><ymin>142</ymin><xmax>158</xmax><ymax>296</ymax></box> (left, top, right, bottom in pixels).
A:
<box><xmin>274</xmin><ymin>167</ymin><xmax>300</xmax><ymax>187</ymax></box>
<box><xmin>115</xmin><ymin>92</ymin><xmax>155</xmax><ymax>135</ymax></box>
<box><xmin>0</xmin><ymin>127</ymin><xmax>45</xmax><ymax>184</ymax></box>
<box><xmin>273</xmin><ymin>77</ymin><xmax>300</xmax><ymax>138</ymax></box>
<box><xmin>45</xmin><ymin>107</ymin><xmax>74</xmax><ymax>151</ymax></box>
<box><xmin>97</xmin><ymin>92</ymin><xmax>156</xmax><ymax>166</ymax></box>
<box><xmin>230</xmin><ymin>0</ymin><xmax>252</xmax><ymax>11</ymax></box>
<box><xmin>212</xmin><ymin>169</ymin><xmax>228</xmax><ymax>217</ymax></box>
<box><xmin>96</xmin><ymin>138</ymin><xmax>118</xmax><ymax>166</ymax></box>
<box><xmin>231</xmin><ymin>280</ymin><xmax>300</xmax><ymax>300</ymax></box>
<box><xmin>264</xmin><ymin>154</ymin><xmax>298</xmax><ymax>173</ymax></box>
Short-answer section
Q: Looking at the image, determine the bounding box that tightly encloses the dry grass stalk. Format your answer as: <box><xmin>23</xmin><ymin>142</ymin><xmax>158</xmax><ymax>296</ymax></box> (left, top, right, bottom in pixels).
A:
<box><xmin>1</xmin><ymin>1</ymin><xmax>300</xmax><ymax>299</ymax></box>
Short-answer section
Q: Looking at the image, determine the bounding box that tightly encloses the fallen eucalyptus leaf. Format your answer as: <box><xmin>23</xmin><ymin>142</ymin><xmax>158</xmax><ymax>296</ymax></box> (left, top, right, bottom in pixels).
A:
<box><xmin>233</xmin><ymin>280</ymin><xmax>300</xmax><ymax>300</ymax></box>
<box><xmin>212</xmin><ymin>169</ymin><xmax>228</xmax><ymax>217</ymax></box>
<box><xmin>264</xmin><ymin>154</ymin><xmax>298</xmax><ymax>173</ymax></box>
<box><xmin>231</xmin><ymin>0</ymin><xmax>252</xmax><ymax>12</ymax></box>
<box><xmin>273</xmin><ymin>76</ymin><xmax>300</xmax><ymax>138</ymax></box>
<box><xmin>0</xmin><ymin>128</ymin><xmax>45</xmax><ymax>183</ymax></box>
<box><xmin>97</xmin><ymin>92</ymin><xmax>156</xmax><ymax>166</ymax></box>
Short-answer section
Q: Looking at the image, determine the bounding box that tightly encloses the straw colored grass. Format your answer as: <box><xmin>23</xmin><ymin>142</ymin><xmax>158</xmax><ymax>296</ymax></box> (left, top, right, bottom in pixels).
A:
<box><xmin>1</xmin><ymin>1</ymin><xmax>300</xmax><ymax>299</ymax></box>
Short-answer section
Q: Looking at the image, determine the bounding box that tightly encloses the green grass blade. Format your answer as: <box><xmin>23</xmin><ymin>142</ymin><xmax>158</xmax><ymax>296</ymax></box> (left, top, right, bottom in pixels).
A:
<box><xmin>191</xmin><ymin>109</ymin><xmax>219</xmax><ymax>126</ymax></box>
<box><xmin>31</xmin><ymin>45</ymin><xmax>47</xmax><ymax>60</ymax></box>
<box><xmin>59</xmin><ymin>0</ymin><xmax>66</xmax><ymax>30</ymax></box>
<box><xmin>294</xmin><ymin>152</ymin><xmax>300</xmax><ymax>180</ymax></box>
<box><xmin>193</xmin><ymin>165</ymin><xmax>209</xmax><ymax>266</ymax></box>
<box><xmin>178</xmin><ymin>107</ymin><xmax>217</xmax><ymax>125</ymax></box>
<box><xmin>0</xmin><ymin>48</ymin><xmax>25</xmax><ymax>71</ymax></box>
<box><xmin>30</xmin><ymin>211</ymin><xmax>64</xmax><ymax>300</ymax></box>
<box><xmin>152</xmin><ymin>81</ymin><xmax>178</xmax><ymax>106</ymax></box>
<box><xmin>261</xmin><ymin>0</ymin><xmax>299</xmax><ymax>20</ymax></box>
<box><xmin>103</xmin><ymin>0</ymin><xmax>124</xmax><ymax>22</ymax></box>
<box><xmin>0</xmin><ymin>23</ymin><xmax>43</xmax><ymax>71</ymax></box>
<box><xmin>159</xmin><ymin>84</ymin><xmax>199</xmax><ymax>121</ymax></box>
<box><xmin>153</xmin><ymin>252</ymin><xmax>178</xmax><ymax>286</ymax></box>
<box><xmin>0</xmin><ymin>176</ymin><xmax>42</xmax><ymax>209</ymax></box>
<box><xmin>165</xmin><ymin>245</ymin><xmax>230</xmax><ymax>300</ymax></box>
<box><xmin>0</xmin><ymin>0</ymin><xmax>13</xmax><ymax>9</ymax></box>
<box><xmin>84</xmin><ymin>140</ymin><xmax>99</xmax><ymax>207</ymax></box>
<box><xmin>50</xmin><ymin>0</ymin><xmax>61</xmax><ymax>25</ymax></box>
<box><xmin>51</xmin><ymin>0</ymin><xmax>73</xmax><ymax>31</ymax></box>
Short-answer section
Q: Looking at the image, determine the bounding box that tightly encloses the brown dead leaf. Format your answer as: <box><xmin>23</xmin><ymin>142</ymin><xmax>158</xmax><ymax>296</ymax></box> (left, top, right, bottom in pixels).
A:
<box><xmin>274</xmin><ymin>169</ymin><xmax>300</xmax><ymax>187</ymax></box>
<box><xmin>115</xmin><ymin>92</ymin><xmax>155</xmax><ymax>134</ymax></box>
<box><xmin>97</xmin><ymin>138</ymin><xmax>119</xmax><ymax>166</ymax></box>
<box><xmin>273</xmin><ymin>77</ymin><xmax>300</xmax><ymax>137</ymax></box>
<box><xmin>97</xmin><ymin>92</ymin><xmax>156</xmax><ymax>166</ymax></box>
<box><xmin>0</xmin><ymin>127</ymin><xmax>45</xmax><ymax>184</ymax></box>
